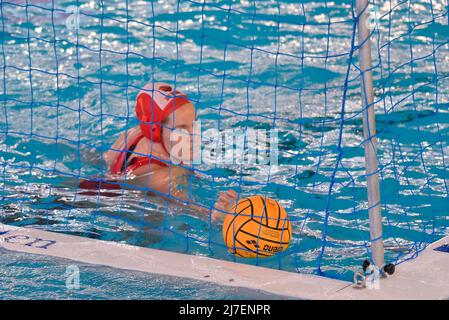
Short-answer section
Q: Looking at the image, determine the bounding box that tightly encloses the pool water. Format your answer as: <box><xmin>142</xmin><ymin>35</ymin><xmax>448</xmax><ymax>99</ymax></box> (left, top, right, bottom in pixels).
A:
<box><xmin>1</xmin><ymin>0</ymin><xmax>449</xmax><ymax>298</ymax></box>
<box><xmin>0</xmin><ymin>248</ymin><xmax>288</xmax><ymax>299</ymax></box>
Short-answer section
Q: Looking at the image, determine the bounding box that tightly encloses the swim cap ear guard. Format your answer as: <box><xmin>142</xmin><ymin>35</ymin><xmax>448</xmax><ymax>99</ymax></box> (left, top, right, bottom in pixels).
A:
<box><xmin>135</xmin><ymin>82</ymin><xmax>190</xmax><ymax>143</ymax></box>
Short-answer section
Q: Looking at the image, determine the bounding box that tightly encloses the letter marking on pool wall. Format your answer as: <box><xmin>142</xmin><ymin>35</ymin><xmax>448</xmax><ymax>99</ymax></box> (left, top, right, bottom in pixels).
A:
<box><xmin>434</xmin><ymin>244</ymin><xmax>449</xmax><ymax>254</ymax></box>
<box><xmin>4</xmin><ymin>235</ymin><xmax>30</xmax><ymax>244</ymax></box>
<box><xmin>24</xmin><ymin>238</ymin><xmax>57</xmax><ymax>249</ymax></box>
<box><xmin>2</xmin><ymin>233</ymin><xmax>56</xmax><ymax>249</ymax></box>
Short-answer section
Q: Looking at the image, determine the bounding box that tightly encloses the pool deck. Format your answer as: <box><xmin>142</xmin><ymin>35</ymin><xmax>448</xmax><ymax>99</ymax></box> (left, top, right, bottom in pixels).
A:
<box><xmin>1</xmin><ymin>223</ymin><xmax>448</xmax><ymax>300</ymax></box>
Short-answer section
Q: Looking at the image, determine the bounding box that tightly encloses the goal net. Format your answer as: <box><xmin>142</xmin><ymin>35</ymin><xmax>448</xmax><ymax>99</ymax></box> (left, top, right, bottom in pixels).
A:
<box><xmin>0</xmin><ymin>0</ymin><xmax>448</xmax><ymax>281</ymax></box>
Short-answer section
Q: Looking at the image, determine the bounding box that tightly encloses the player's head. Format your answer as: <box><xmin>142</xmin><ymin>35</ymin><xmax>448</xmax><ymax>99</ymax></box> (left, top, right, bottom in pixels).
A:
<box><xmin>135</xmin><ymin>82</ymin><xmax>195</xmax><ymax>163</ymax></box>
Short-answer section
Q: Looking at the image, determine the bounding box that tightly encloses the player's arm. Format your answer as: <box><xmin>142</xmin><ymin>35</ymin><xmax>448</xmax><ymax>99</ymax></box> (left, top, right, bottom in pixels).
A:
<box><xmin>128</xmin><ymin>165</ymin><xmax>238</xmax><ymax>221</ymax></box>
<box><xmin>104</xmin><ymin>126</ymin><xmax>141</xmax><ymax>167</ymax></box>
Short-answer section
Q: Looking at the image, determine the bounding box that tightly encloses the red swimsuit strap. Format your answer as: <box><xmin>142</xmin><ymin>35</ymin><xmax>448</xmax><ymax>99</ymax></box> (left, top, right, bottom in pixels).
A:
<box><xmin>109</xmin><ymin>133</ymin><xmax>168</xmax><ymax>175</ymax></box>
<box><xmin>124</xmin><ymin>155</ymin><xmax>168</xmax><ymax>174</ymax></box>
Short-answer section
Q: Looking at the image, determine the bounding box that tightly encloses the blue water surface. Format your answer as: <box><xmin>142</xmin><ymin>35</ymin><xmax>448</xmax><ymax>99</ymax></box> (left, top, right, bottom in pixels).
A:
<box><xmin>0</xmin><ymin>248</ymin><xmax>289</xmax><ymax>299</ymax></box>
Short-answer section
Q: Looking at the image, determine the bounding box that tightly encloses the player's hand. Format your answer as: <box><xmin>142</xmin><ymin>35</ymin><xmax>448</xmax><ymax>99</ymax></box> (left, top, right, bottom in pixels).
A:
<box><xmin>212</xmin><ymin>189</ymin><xmax>239</xmax><ymax>222</ymax></box>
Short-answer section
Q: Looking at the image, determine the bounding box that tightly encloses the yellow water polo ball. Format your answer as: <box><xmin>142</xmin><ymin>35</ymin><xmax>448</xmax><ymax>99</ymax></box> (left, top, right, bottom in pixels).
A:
<box><xmin>222</xmin><ymin>196</ymin><xmax>292</xmax><ymax>258</ymax></box>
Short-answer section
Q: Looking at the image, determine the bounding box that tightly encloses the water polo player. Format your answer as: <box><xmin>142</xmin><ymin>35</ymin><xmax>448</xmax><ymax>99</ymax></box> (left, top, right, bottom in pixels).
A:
<box><xmin>79</xmin><ymin>82</ymin><xmax>237</xmax><ymax>220</ymax></box>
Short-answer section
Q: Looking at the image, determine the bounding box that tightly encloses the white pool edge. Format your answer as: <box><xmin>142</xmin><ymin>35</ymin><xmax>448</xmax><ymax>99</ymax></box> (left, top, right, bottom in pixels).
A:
<box><xmin>1</xmin><ymin>223</ymin><xmax>448</xmax><ymax>299</ymax></box>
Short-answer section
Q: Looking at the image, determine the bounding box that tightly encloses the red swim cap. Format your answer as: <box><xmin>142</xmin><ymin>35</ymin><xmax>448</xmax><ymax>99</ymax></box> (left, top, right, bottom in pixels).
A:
<box><xmin>135</xmin><ymin>82</ymin><xmax>191</xmax><ymax>142</ymax></box>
